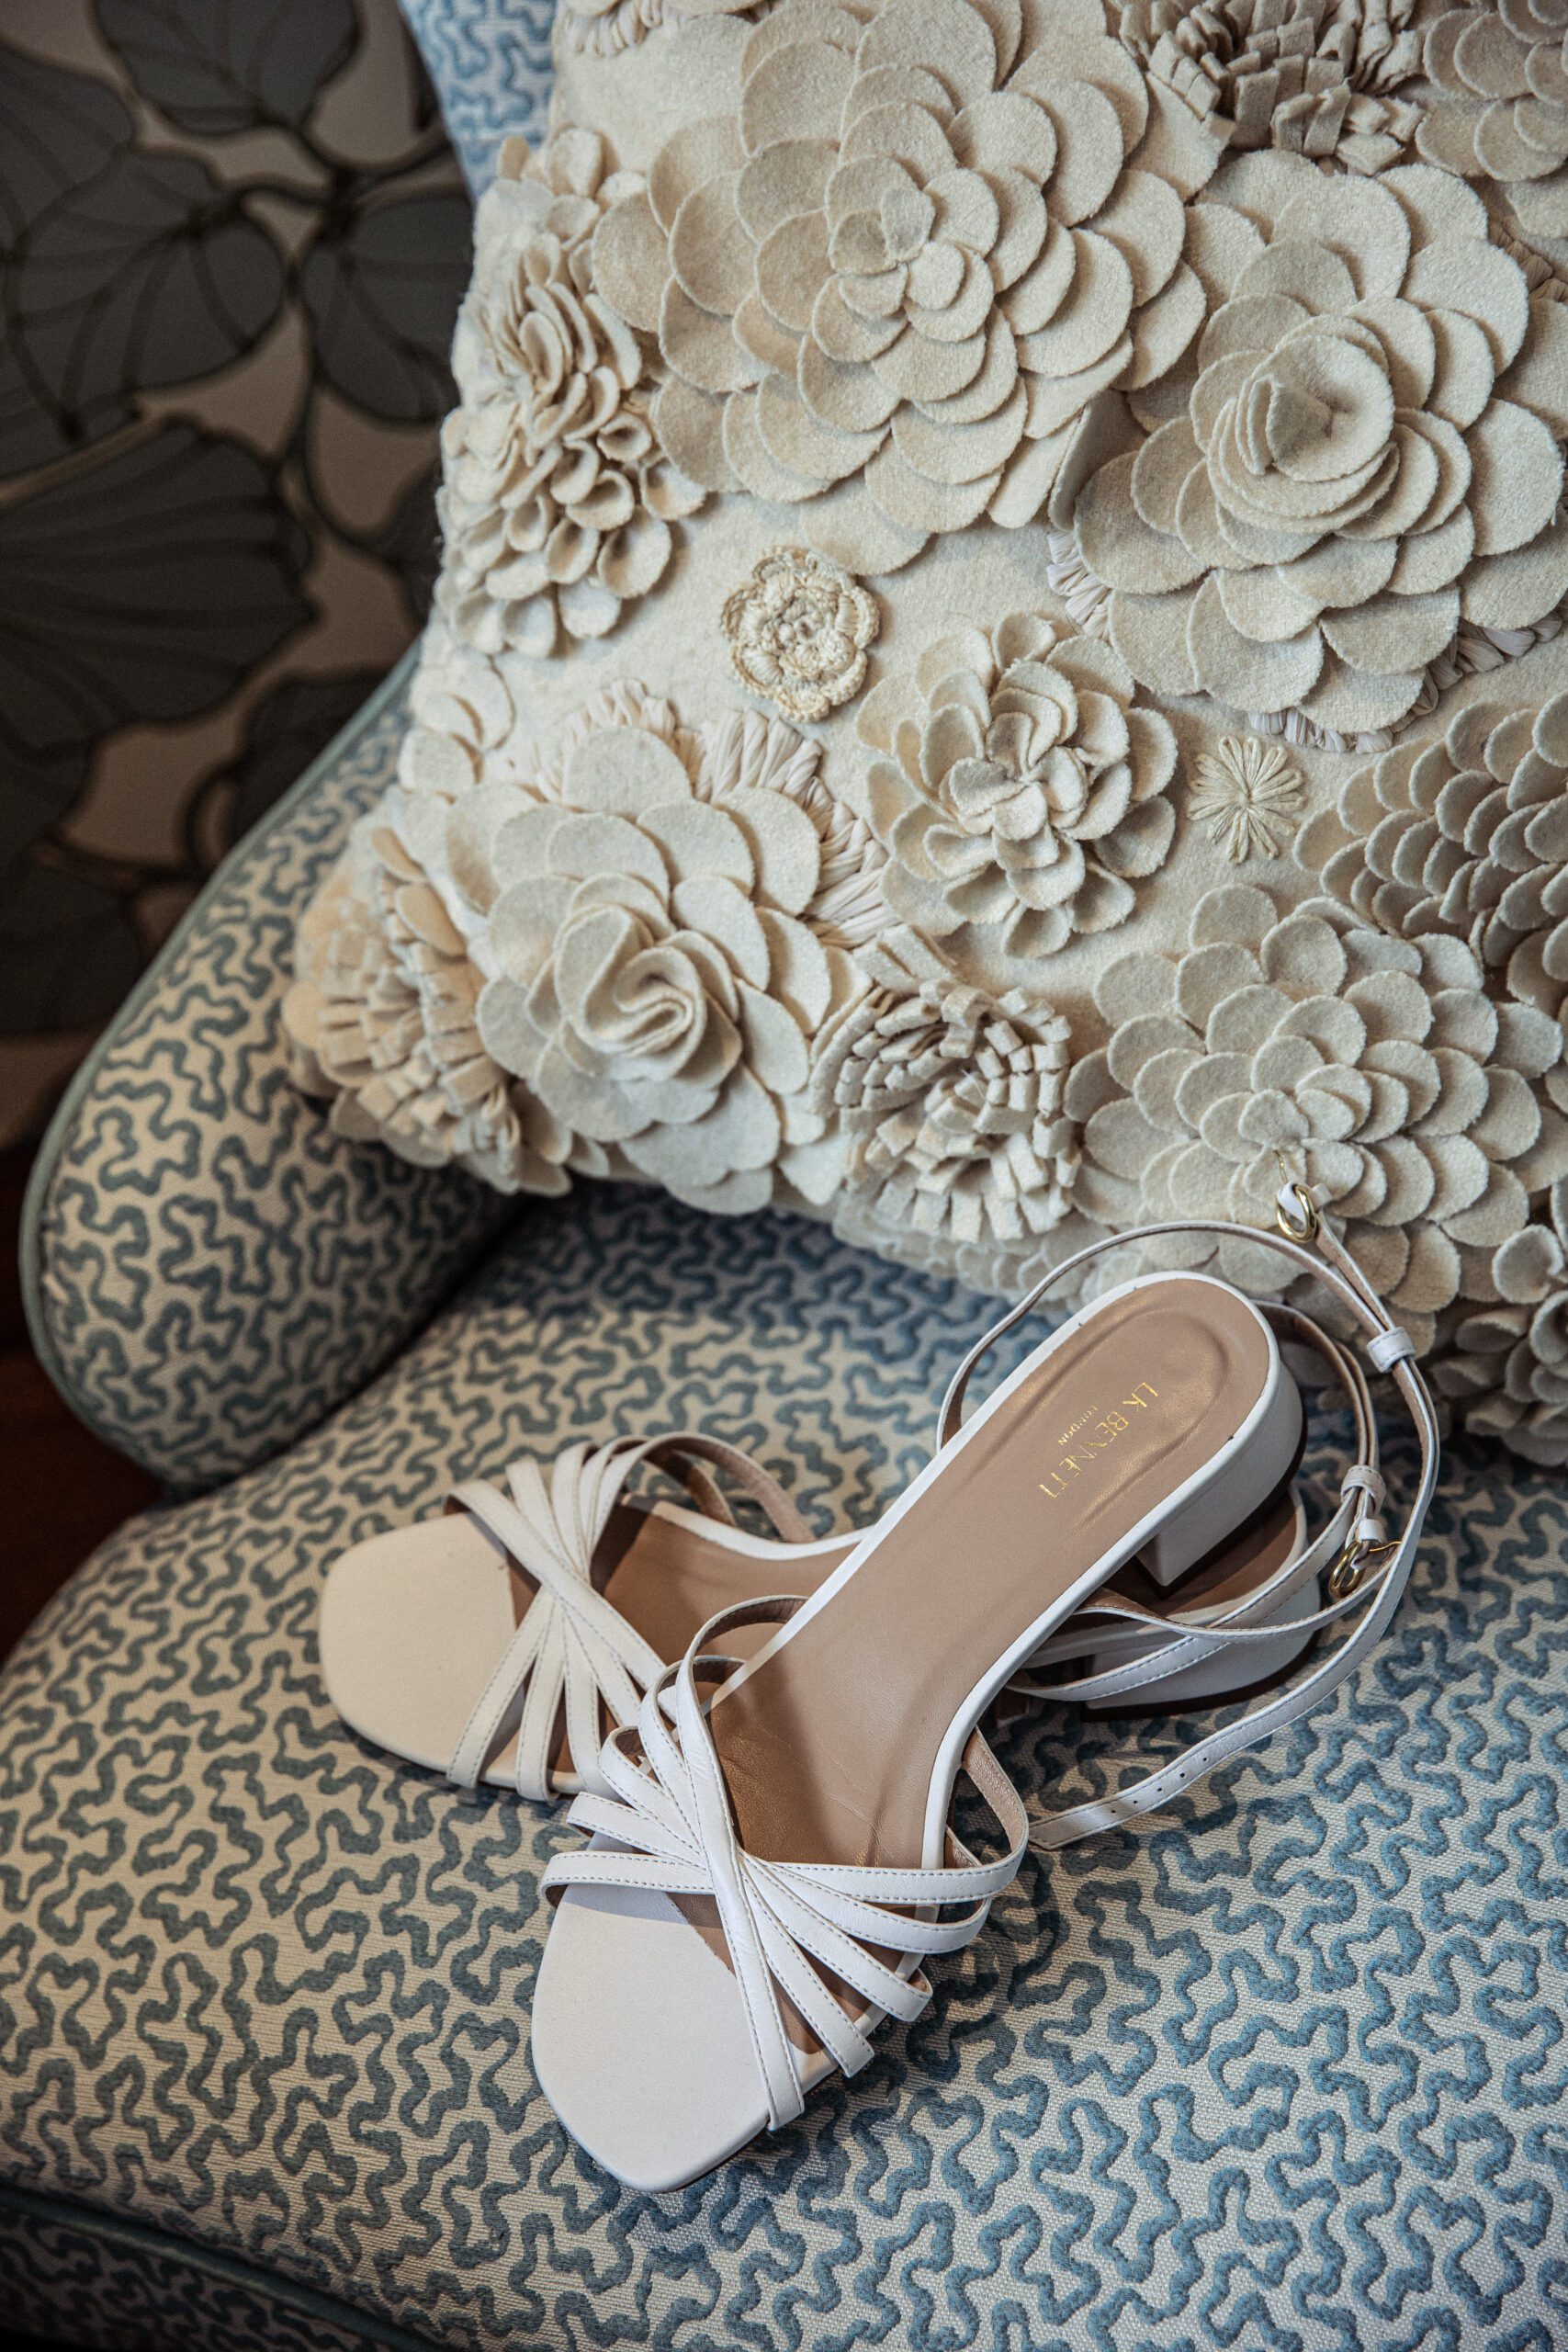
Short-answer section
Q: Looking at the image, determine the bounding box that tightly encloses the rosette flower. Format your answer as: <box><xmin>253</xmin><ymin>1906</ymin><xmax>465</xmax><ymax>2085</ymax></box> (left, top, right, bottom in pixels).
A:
<box><xmin>1071</xmin><ymin>155</ymin><xmax>1568</xmax><ymax>739</ymax></box>
<box><xmin>721</xmin><ymin>546</ymin><xmax>881</xmax><ymax>722</ymax></box>
<box><xmin>452</xmin><ymin>687</ymin><xmax>861</xmax><ymax>1214</ymax></box>
<box><xmin>590</xmin><ymin>0</ymin><xmax>1204</xmax><ymax>574</ymax></box>
<box><xmin>436</xmin><ymin>127</ymin><xmax>705</xmax><ymax>658</ymax></box>
<box><xmin>1115</xmin><ymin>0</ymin><xmax>1424</xmax><ymax>176</ymax></box>
<box><xmin>1300</xmin><ymin>689</ymin><xmax>1568</xmax><ymax>1025</ymax></box>
<box><xmin>1066</xmin><ymin>884</ymin><xmax>1564</xmax><ymax>1334</ymax></box>
<box><xmin>809</xmin><ymin>928</ymin><xmax>1078</xmax><ymax>1255</ymax></box>
<box><xmin>1419</xmin><ymin>3</ymin><xmax>1568</xmax><ymax>251</ymax></box>
<box><xmin>849</xmin><ymin>611</ymin><xmax>1179</xmax><ymax>963</ymax></box>
<box><xmin>1437</xmin><ymin>1181</ymin><xmax>1568</xmax><ymax>1464</ymax></box>
<box><xmin>284</xmin><ymin>806</ymin><xmax>578</xmax><ymax>1197</ymax></box>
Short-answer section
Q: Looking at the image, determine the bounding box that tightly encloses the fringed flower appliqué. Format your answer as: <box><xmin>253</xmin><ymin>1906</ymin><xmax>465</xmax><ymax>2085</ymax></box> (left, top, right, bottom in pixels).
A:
<box><xmin>810</xmin><ymin>927</ymin><xmax>1079</xmax><ymax>1261</ymax></box>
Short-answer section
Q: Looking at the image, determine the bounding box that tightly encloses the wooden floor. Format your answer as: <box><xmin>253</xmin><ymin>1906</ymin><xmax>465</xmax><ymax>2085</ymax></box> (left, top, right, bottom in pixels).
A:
<box><xmin>0</xmin><ymin>1148</ymin><xmax>161</xmax><ymax>1664</ymax></box>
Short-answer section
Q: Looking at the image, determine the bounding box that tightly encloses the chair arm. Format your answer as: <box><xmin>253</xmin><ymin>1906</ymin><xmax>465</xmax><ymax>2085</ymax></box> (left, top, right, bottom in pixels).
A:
<box><xmin>22</xmin><ymin>652</ymin><xmax>516</xmax><ymax>1492</ymax></box>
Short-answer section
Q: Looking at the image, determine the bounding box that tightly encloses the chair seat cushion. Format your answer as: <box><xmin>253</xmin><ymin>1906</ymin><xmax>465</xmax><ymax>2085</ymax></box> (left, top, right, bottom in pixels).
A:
<box><xmin>2</xmin><ymin>1181</ymin><xmax>1565</xmax><ymax>2350</ymax></box>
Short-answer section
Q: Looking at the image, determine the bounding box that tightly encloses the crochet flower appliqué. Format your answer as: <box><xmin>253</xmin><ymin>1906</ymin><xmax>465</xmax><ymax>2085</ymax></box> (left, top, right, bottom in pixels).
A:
<box><xmin>1066</xmin><ymin>883</ymin><xmax>1564</xmax><ymax>1346</ymax></box>
<box><xmin>589</xmin><ymin>0</ymin><xmax>1206</xmax><ymax>576</ymax></box>
<box><xmin>1069</xmin><ymin>154</ymin><xmax>1568</xmax><ymax>741</ymax></box>
<box><xmin>848</xmin><ymin>610</ymin><xmax>1179</xmax><ymax>967</ymax></box>
<box><xmin>435</xmin><ymin>128</ymin><xmax>706</xmax><ymax>660</ymax></box>
<box><xmin>721</xmin><ymin>548</ymin><xmax>881</xmax><ymax>724</ymax></box>
<box><xmin>560</xmin><ymin>0</ymin><xmax>761</xmax><ymax>60</ymax></box>
<box><xmin>1189</xmin><ymin>735</ymin><xmax>1305</xmax><ymax>861</ymax></box>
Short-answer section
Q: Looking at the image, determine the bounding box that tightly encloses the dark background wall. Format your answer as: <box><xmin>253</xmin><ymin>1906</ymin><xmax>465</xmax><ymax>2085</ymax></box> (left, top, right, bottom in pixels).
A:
<box><xmin>0</xmin><ymin>0</ymin><xmax>474</xmax><ymax>1147</ymax></box>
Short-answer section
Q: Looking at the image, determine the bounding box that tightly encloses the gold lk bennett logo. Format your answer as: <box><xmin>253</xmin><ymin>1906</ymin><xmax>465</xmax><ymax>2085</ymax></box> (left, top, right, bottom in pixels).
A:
<box><xmin>1040</xmin><ymin>1385</ymin><xmax>1159</xmax><ymax>1499</ymax></box>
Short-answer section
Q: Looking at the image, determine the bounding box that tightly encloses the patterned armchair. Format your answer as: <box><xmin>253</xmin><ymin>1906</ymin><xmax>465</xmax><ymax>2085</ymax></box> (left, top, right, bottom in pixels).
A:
<box><xmin>4</xmin><ymin>8</ymin><xmax>1566</xmax><ymax>2349</ymax></box>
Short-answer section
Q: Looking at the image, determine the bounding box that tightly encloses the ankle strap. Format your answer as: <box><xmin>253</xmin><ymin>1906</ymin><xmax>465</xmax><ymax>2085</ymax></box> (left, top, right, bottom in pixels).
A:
<box><xmin>943</xmin><ymin>1187</ymin><xmax>1439</xmax><ymax>1850</ymax></box>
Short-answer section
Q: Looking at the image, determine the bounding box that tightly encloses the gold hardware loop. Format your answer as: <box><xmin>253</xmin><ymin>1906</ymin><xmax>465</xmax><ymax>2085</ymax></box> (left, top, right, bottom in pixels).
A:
<box><xmin>1276</xmin><ymin>1182</ymin><xmax>1319</xmax><ymax>1242</ymax></box>
<box><xmin>1327</xmin><ymin>1534</ymin><xmax>1398</xmax><ymax>1601</ymax></box>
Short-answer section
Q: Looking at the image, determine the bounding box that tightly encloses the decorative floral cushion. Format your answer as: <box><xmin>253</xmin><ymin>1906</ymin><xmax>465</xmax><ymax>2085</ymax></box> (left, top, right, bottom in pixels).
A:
<box><xmin>287</xmin><ymin>0</ymin><xmax>1568</xmax><ymax>1465</ymax></box>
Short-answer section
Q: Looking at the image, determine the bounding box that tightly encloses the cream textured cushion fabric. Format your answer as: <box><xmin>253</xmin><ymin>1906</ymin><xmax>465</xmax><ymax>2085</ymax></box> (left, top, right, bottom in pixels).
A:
<box><xmin>287</xmin><ymin>0</ymin><xmax>1568</xmax><ymax>1464</ymax></box>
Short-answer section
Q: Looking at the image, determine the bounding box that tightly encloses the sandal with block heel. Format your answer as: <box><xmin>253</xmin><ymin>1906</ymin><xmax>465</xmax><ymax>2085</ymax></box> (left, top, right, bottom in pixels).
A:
<box><xmin>531</xmin><ymin>1194</ymin><xmax>1437</xmax><ymax>2190</ymax></box>
<box><xmin>320</xmin><ymin>1321</ymin><xmax>1337</xmax><ymax>1799</ymax></box>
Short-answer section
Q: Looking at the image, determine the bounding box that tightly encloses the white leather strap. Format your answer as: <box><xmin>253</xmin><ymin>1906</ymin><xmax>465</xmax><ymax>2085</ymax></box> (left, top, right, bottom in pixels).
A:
<box><xmin>541</xmin><ymin>1596</ymin><xmax>1030</xmax><ymax>2131</ymax></box>
<box><xmin>1010</xmin><ymin>1298</ymin><xmax>1379</xmax><ymax>1707</ymax></box>
<box><xmin>446</xmin><ymin>1433</ymin><xmax>810</xmax><ymax>1803</ymax></box>
<box><xmin>1015</xmin><ymin>1193</ymin><xmax>1438</xmax><ymax>1849</ymax></box>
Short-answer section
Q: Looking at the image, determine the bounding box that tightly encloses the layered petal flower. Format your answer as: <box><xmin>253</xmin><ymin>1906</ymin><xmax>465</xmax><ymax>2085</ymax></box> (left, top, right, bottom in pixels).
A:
<box><xmin>590</xmin><ymin>0</ymin><xmax>1205</xmax><ymax>572</ymax></box>
<box><xmin>436</xmin><ymin>127</ymin><xmax>705</xmax><ymax>659</ymax></box>
<box><xmin>1299</xmin><ymin>689</ymin><xmax>1568</xmax><ymax>1040</ymax></box>
<box><xmin>283</xmin><ymin>825</ymin><xmax>578</xmax><ymax>1197</ymax></box>
<box><xmin>432</xmin><ymin>680</ymin><xmax>867</xmax><ymax>1215</ymax></box>
<box><xmin>1419</xmin><ymin>2</ymin><xmax>1568</xmax><ymax>255</ymax></box>
<box><xmin>1066</xmin><ymin>881</ymin><xmax>1566</xmax><ymax>1343</ymax></box>
<box><xmin>1069</xmin><ymin>155</ymin><xmax>1568</xmax><ymax>741</ymax></box>
<box><xmin>849</xmin><ymin>609</ymin><xmax>1179</xmax><ymax>962</ymax></box>
<box><xmin>1436</xmin><ymin>1178</ymin><xmax>1568</xmax><ymax>1464</ymax></box>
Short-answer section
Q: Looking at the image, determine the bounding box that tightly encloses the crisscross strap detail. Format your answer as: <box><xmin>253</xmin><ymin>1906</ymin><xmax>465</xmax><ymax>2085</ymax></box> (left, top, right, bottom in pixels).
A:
<box><xmin>446</xmin><ymin>1434</ymin><xmax>810</xmax><ymax>1804</ymax></box>
<box><xmin>539</xmin><ymin>1596</ymin><xmax>1030</xmax><ymax>2131</ymax></box>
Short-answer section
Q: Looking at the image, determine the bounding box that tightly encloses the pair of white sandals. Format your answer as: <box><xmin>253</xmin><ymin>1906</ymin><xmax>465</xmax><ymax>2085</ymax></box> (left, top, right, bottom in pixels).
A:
<box><xmin>321</xmin><ymin>1187</ymin><xmax>1437</xmax><ymax>2192</ymax></box>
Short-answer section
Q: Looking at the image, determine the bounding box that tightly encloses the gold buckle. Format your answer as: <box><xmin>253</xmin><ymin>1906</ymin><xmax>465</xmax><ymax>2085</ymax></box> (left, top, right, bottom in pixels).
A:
<box><xmin>1327</xmin><ymin>1533</ymin><xmax>1398</xmax><ymax>1600</ymax></box>
<box><xmin>1276</xmin><ymin>1182</ymin><xmax>1319</xmax><ymax>1242</ymax></box>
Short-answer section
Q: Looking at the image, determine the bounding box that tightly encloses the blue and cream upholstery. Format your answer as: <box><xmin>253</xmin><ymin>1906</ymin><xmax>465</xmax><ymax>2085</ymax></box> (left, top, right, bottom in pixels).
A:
<box><xmin>6</xmin><ymin>640</ymin><xmax>1568</xmax><ymax>2350</ymax></box>
<box><xmin>6</xmin><ymin>4</ymin><xmax>1567</xmax><ymax>2343</ymax></box>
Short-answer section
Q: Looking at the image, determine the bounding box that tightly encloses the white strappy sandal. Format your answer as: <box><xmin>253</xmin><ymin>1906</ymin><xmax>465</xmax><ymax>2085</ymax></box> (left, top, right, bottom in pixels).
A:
<box><xmin>321</xmin><ymin>1312</ymin><xmax>1324</xmax><ymax>1801</ymax></box>
<box><xmin>320</xmin><ymin>1432</ymin><xmax>825</xmax><ymax>1802</ymax></box>
<box><xmin>531</xmin><ymin>1193</ymin><xmax>1437</xmax><ymax>2191</ymax></box>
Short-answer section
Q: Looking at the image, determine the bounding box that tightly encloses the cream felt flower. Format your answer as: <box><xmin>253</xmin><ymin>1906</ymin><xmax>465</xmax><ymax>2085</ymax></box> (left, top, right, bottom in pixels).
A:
<box><xmin>1114</xmin><ymin>0</ymin><xmax>1425</xmax><ymax>177</ymax></box>
<box><xmin>809</xmin><ymin>927</ymin><xmax>1078</xmax><ymax>1253</ymax></box>
<box><xmin>589</xmin><ymin>0</ymin><xmax>1206</xmax><ymax>575</ymax></box>
<box><xmin>1299</xmin><ymin>691</ymin><xmax>1568</xmax><ymax>1032</ymax></box>
<box><xmin>435</xmin><ymin>127</ymin><xmax>705</xmax><ymax>659</ymax></box>
<box><xmin>1436</xmin><ymin>1179</ymin><xmax>1568</xmax><ymax>1463</ymax></box>
<box><xmin>1189</xmin><ymin>734</ymin><xmax>1305</xmax><ymax>860</ymax></box>
<box><xmin>850</xmin><ymin>610</ymin><xmax>1179</xmax><ymax>963</ymax></box>
<box><xmin>1419</xmin><ymin>3</ymin><xmax>1568</xmax><ymax>254</ymax></box>
<box><xmin>284</xmin><ymin>817</ymin><xmax>579</xmax><ymax>1198</ymax></box>
<box><xmin>721</xmin><ymin>547</ymin><xmax>881</xmax><ymax>723</ymax></box>
<box><xmin>1066</xmin><ymin>883</ymin><xmax>1565</xmax><ymax>1338</ymax></box>
<box><xmin>439</xmin><ymin>684</ymin><xmax>864</xmax><ymax>1215</ymax></box>
<box><xmin>1070</xmin><ymin>154</ymin><xmax>1568</xmax><ymax>741</ymax></box>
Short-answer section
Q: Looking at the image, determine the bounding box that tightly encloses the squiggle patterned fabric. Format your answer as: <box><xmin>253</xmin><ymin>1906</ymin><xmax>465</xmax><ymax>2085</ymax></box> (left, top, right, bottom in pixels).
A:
<box><xmin>28</xmin><ymin>662</ymin><xmax>515</xmax><ymax>1492</ymax></box>
<box><xmin>6</xmin><ymin>1172</ymin><xmax>1567</xmax><ymax>2349</ymax></box>
<box><xmin>399</xmin><ymin>0</ymin><xmax>557</xmax><ymax>191</ymax></box>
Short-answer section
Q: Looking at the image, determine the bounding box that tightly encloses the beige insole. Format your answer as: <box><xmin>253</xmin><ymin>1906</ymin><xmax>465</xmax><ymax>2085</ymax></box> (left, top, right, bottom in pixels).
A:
<box><xmin>706</xmin><ymin>1280</ymin><xmax>1275</xmax><ymax>1878</ymax></box>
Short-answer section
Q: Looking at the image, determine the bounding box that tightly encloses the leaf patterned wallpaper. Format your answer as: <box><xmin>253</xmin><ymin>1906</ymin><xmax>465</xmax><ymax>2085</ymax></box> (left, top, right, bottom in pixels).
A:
<box><xmin>0</xmin><ymin>0</ymin><xmax>473</xmax><ymax>1146</ymax></box>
